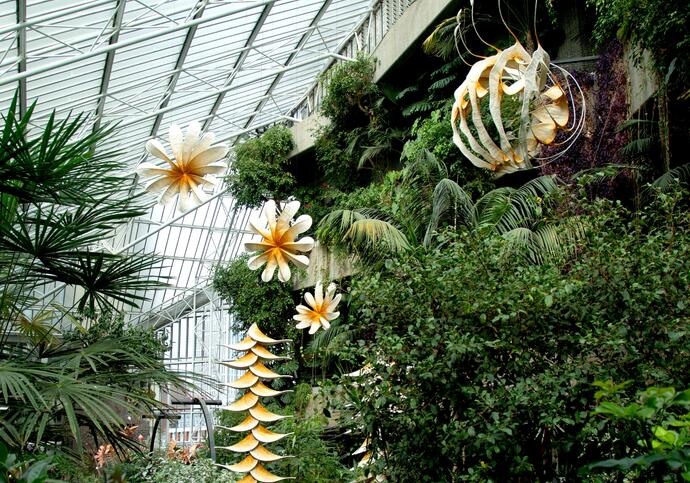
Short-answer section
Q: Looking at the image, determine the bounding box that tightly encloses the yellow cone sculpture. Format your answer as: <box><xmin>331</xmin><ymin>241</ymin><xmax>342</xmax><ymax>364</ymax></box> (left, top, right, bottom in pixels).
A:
<box><xmin>217</xmin><ymin>323</ymin><xmax>295</xmax><ymax>482</ymax></box>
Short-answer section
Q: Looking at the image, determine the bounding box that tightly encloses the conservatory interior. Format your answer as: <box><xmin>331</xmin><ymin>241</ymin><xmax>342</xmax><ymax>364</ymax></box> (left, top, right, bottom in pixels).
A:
<box><xmin>1</xmin><ymin>0</ymin><xmax>689</xmax><ymax>481</ymax></box>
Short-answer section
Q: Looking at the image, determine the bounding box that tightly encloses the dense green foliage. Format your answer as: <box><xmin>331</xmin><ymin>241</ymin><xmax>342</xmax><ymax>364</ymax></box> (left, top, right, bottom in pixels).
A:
<box><xmin>320</xmin><ymin>53</ymin><xmax>382</xmax><ymax>130</ymax></box>
<box><xmin>226</xmin><ymin>125</ymin><xmax>295</xmax><ymax>207</ymax></box>
<box><xmin>212</xmin><ymin>254</ymin><xmax>296</xmax><ymax>337</ymax></box>
<box><xmin>342</xmin><ymin>190</ymin><xmax>690</xmax><ymax>481</ymax></box>
<box><xmin>587</xmin><ymin>0</ymin><xmax>690</xmax><ymax>78</ymax></box>
<box><xmin>584</xmin><ymin>383</ymin><xmax>690</xmax><ymax>479</ymax></box>
<box><xmin>0</xmin><ymin>96</ymin><xmax>191</xmax><ymax>476</ymax></box>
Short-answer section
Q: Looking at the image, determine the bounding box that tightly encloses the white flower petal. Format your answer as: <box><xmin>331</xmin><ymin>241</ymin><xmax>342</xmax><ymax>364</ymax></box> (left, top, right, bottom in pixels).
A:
<box><xmin>247</xmin><ymin>252</ymin><xmax>269</xmax><ymax>270</ymax></box>
<box><xmin>304</xmin><ymin>292</ymin><xmax>316</xmax><ymax>309</ymax></box>
<box><xmin>244</xmin><ymin>241</ymin><xmax>272</xmax><ymax>252</ymax></box>
<box><xmin>309</xmin><ymin>322</ymin><xmax>320</xmax><ymax>335</ymax></box>
<box><xmin>282</xmin><ymin>251</ymin><xmax>310</xmax><ymax>268</ymax></box>
<box><xmin>159</xmin><ymin>182</ymin><xmax>180</xmax><ymax>205</ymax></box>
<box><xmin>183</xmin><ymin>121</ymin><xmax>202</xmax><ymax>161</ymax></box>
<box><xmin>295</xmin><ymin>320</ymin><xmax>311</xmax><ymax>329</ymax></box>
<box><xmin>262</xmin><ymin>200</ymin><xmax>277</xmax><ymax>229</ymax></box>
<box><xmin>145</xmin><ymin>139</ymin><xmax>171</xmax><ymax>162</ymax></box>
<box><xmin>178</xmin><ymin>190</ymin><xmax>199</xmax><ymax>213</ymax></box>
<box><xmin>277</xmin><ymin>257</ymin><xmax>291</xmax><ymax>283</ymax></box>
<box><xmin>315</xmin><ymin>282</ymin><xmax>324</xmax><ymax>307</ymax></box>
<box><xmin>282</xmin><ymin>237</ymin><xmax>314</xmax><ymax>254</ymax></box>
<box><xmin>326</xmin><ymin>294</ymin><xmax>341</xmax><ymax>312</ymax></box>
<box><xmin>261</xmin><ymin>257</ymin><xmax>278</xmax><ymax>282</ymax></box>
<box><xmin>169</xmin><ymin>124</ymin><xmax>184</xmax><ymax>162</ymax></box>
<box><xmin>321</xmin><ymin>319</ymin><xmax>331</xmax><ymax>330</ymax></box>
<box><xmin>137</xmin><ymin>162</ymin><xmax>171</xmax><ymax>178</ymax></box>
<box><xmin>188</xmin><ymin>146</ymin><xmax>229</xmax><ymax>170</ymax></box>
<box><xmin>283</xmin><ymin>215</ymin><xmax>312</xmax><ymax>240</ymax></box>
<box><xmin>325</xmin><ymin>311</ymin><xmax>339</xmax><ymax>320</ymax></box>
<box><xmin>194</xmin><ymin>164</ymin><xmax>227</xmax><ymax>176</ymax></box>
<box><xmin>293</xmin><ymin>314</ymin><xmax>310</xmax><ymax>322</ymax></box>
<box><xmin>145</xmin><ymin>177</ymin><xmax>173</xmax><ymax>194</ymax></box>
<box><xmin>295</xmin><ymin>305</ymin><xmax>309</xmax><ymax>314</ymax></box>
<box><xmin>278</xmin><ymin>201</ymin><xmax>300</xmax><ymax>228</ymax></box>
<box><xmin>191</xmin><ymin>132</ymin><xmax>215</xmax><ymax>159</ymax></box>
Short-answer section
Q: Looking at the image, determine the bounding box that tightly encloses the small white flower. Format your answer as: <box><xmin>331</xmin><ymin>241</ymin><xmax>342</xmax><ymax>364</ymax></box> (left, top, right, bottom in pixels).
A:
<box><xmin>293</xmin><ymin>281</ymin><xmax>341</xmax><ymax>334</ymax></box>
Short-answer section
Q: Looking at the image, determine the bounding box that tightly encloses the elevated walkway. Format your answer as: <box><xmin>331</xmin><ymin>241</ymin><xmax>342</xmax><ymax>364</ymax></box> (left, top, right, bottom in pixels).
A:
<box><xmin>289</xmin><ymin>0</ymin><xmax>455</xmax><ymax>158</ymax></box>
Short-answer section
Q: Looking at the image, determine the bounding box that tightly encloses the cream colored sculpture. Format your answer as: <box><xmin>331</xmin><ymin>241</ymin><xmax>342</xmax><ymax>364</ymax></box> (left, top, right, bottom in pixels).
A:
<box><xmin>245</xmin><ymin>200</ymin><xmax>314</xmax><ymax>283</ymax></box>
<box><xmin>217</xmin><ymin>323</ymin><xmax>294</xmax><ymax>482</ymax></box>
<box><xmin>138</xmin><ymin>121</ymin><xmax>229</xmax><ymax>212</ymax></box>
<box><xmin>451</xmin><ymin>6</ymin><xmax>584</xmax><ymax>176</ymax></box>
<box><xmin>293</xmin><ymin>281</ymin><xmax>341</xmax><ymax>334</ymax></box>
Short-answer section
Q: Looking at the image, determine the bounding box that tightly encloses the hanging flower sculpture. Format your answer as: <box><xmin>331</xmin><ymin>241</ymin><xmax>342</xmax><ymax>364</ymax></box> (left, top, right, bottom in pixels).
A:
<box><xmin>245</xmin><ymin>200</ymin><xmax>314</xmax><ymax>283</ymax></box>
<box><xmin>451</xmin><ymin>12</ymin><xmax>585</xmax><ymax>177</ymax></box>
<box><xmin>293</xmin><ymin>281</ymin><xmax>341</xmax><ymax>334</ymax></box>
<box><xmin>216</xmin><ymin>323</ymin><xmax>294</xmax><ymax>482</ymax></box>
<box><xmin>138</xmin><ymin>121</ymin><xmax>229</xmax><ymax>212</ymax></box>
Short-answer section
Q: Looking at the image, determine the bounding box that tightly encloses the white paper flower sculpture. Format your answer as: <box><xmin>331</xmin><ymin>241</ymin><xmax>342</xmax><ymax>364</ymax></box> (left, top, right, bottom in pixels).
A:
<box><xmin>293</xmin><ymin>281</ymin><xmax>341</xmax><ymax>334</ymax></box>
<box><xmin>138</xmin><ymin>121</ymin><xmax>229</xmax><ymax>212</ymax></box>
<box><xmin>244</xmin><ymin>200</ymin><xmax>314</xmax><ymax>283</ymax></box>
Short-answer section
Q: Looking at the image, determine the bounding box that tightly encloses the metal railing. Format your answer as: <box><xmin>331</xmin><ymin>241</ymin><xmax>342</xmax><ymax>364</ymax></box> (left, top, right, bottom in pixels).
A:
<box><xmin>289</xmin><ymin>0</ymin><xmax>417</xmax><ymax>121</ymax></box>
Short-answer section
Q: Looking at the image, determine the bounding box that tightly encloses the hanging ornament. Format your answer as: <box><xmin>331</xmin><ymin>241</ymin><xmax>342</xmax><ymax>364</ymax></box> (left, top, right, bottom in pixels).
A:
<box><xmin>450</xmin><ymin>3</ymin><xmax>585</xmax><ymax>177</ymax></box>
<box><xmin>138</xmin><ymin>121</ymin><xmax>229</xmax><ymax>212</ymax></box>
<box><xmin>217</xmin><ymin>323</ymin><xmax>294</xmax><ymax>482</ymax></box>
<box><xmin>293</xmin><ymin>281</ymin><xmax>341</xmax><ymax>334</ymax></box>
<box><xmin>245</xmin><ymin>200</ymin><xmax>314</xmax><ymax>283</ymax></box>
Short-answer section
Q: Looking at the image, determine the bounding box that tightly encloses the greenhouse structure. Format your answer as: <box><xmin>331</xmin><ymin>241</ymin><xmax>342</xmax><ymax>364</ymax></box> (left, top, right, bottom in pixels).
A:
<box><xmin>1</xmin><ymin>0</ymin><xmax>689</xmax><ymax>481</ymax></box>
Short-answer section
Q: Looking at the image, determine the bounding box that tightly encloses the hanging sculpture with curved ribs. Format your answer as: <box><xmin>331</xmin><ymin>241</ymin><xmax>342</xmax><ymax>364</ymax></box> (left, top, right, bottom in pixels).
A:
<box><xmin>216</xmin><ymin>324</ymin><xmax>295</xmax><ymax>483</ymax></box>
<box><xmin>450</xmin><ymin>4</ymin><xmax>585</xmax><ymax>177</ymax></box>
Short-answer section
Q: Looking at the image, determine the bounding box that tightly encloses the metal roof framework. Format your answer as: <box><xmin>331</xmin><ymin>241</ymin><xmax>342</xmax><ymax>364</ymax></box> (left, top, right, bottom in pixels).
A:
<box><xmin>0</xmin><ymin>0</ymin><xmax>373</xmax><ymax>322</ymax></box>
<box><xmin>0</xmin><ymin>0</ymin><xmax>419</xmax><ymax>447</ymax></box>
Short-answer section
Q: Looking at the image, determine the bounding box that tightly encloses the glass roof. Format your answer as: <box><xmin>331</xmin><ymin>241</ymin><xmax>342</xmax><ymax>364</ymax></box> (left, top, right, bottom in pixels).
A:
<box><xmin>0</xmin><ymin>0</ymin><xmax>373</xmax><ymax>322</ymax></box>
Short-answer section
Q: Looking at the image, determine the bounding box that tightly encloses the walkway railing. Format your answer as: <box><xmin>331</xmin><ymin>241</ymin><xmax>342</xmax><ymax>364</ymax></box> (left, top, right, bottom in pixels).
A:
<box><xmin>289</xmin><ymin>0</ymin><xmax>417</xmax><ymax>121</ymax></box>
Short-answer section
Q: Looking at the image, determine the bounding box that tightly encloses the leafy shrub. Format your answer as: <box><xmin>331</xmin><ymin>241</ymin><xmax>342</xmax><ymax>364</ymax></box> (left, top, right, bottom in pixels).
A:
<box><xmin>226</xmin><ymin>125</ymin><xmax>295</xmax><ymax>208</ymax></box>
<box><xmin>402</xmin><ymin>107</ymin><xmax>493</xmax><ymax>195</ymax></box>
<box><xmin>587</xmin><ymin>0</ymin><xmax>690</xmax><ymax>79</ymax></box>
<box><xmin>320</xmin><ymin>54</ymin><xmax>382</xmax><ymax>130</ymax></box>
<box><xmin>62</xmin><ymin>311</ymin><xmax>168</xmax><ymax>361</ymax></box>
<box><xmin>212</xmin><ymin>255</ymin><xmax>296</xmax><ymax>339</ymax></box>
<box><xmin>581</xmin><ymin>383</ymin><xmax>690</xmax><ymax>480</ymax></box>
<box><xmin>114</xmin><ymin>454</ymin><xmax>238</xmax><ymax>483</ymax></box>
<box><xmin>343</xmin><ymin>190</ymin><xmax>690</xmax><ymax>481</ymax></box>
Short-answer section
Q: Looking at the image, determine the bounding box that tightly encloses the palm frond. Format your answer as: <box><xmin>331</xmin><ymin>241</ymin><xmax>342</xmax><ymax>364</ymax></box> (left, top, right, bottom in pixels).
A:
<box><xmin>648</xmin><ymin>163</ymin><xmax>690</xmax><ymax>193</ymax></box>
<box><xmin>477</xmin><ymin>176</ymin><xmax>560</xmax><ymax>234</ymax></box>
<box><xmin>424</xmin><ymin>179</ymin><xmax>474</xmax><ymax>247</ymax></box>
<box><xmin>317</xmin><ymin>209</ymin><xmax>410</xmax><ymax>260</ymax></box>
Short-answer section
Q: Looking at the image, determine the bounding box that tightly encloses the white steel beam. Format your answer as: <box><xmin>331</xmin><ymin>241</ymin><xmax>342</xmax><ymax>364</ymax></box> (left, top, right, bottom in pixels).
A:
<box><xmin>15</xmin><ymin>0</ymin><xmax>26</xmax><ymax>116</ymax></box>
<box><xmin>201</xmin><ymin>2</ymin><xmax>275</xmax><ymax>132</ymax></box>
<box><xmin>148</xmin><ymin>0</ymin><xmax>209</xmax><ymax>138</ymax></box>
<box><xmin>92</xmin><ymin>0</ymin><xmax>127</xmax><ymax>132</ymax></box>
<box><xmin>243</xmin><ymin>0</ymin><xmax>334</xmax><ymax>129</ymax></box>
<box><xmin>0</xmin><ymin>0</ymin><xmax>274</xmax><ymax>88</ymax></box>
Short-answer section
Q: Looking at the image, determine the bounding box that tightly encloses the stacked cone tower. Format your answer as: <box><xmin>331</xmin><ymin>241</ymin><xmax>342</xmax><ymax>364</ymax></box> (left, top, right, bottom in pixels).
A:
<box><xmin>217</xmin><ymin>323</ymin><xmax>294</xmax><ymax>482</ymax></box>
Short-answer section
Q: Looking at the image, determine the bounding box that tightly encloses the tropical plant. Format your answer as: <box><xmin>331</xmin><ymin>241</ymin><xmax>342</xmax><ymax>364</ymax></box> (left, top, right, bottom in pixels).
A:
<box><xmin>317</xmin><ymin>174</ymin><xmax>584</xmax><ymax>265</ymax></box>
<box><xmin>0</xmin><ymin>96</ymin><xmax>191</xmax><ymax>458</ymax></box>
<box><xmin>340</xmin><ymin>187</ymin><xmax>690</xmax><ymax>481</ymax></box>
<box><xmin>225</xmin><ymin>125</ymin><xmax>295</xmax><ymax>208</ymax></box>
<box><xmin>581</xmin><ymin>383</ymin><xmax>690</xmax><ymax>480</ymax></box>
<box><xmin>211</xmin><ymin>255</ymin><xmax>296</xmax><ymax>338</ymax></box>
